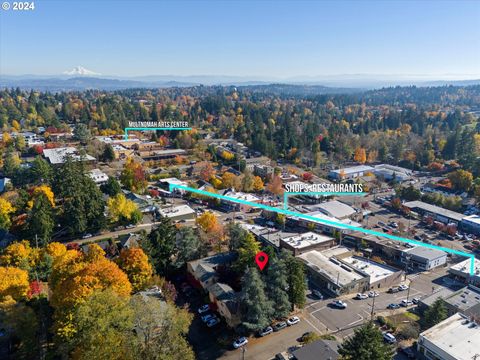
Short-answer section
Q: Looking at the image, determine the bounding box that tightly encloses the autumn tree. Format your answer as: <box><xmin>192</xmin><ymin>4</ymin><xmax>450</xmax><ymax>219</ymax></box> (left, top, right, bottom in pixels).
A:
<box><xmin>448</xmin><ymin>169</ymin><xmax>473</xmax><ymax>192</ymax></box>
<box><xmin>120</xmin><ymin>157</ymin><xmax>148</xmax><ymax>192</ymax></box>
<box><xmin>253</xmin><ymin>176</ymin><xmax>264</xmax><ymax>192</ymax></box>
<box><xmin>0</xmin><ymin>197</ymin><xmax>15</xmax><ymax>230</ymax></box>
<box><xmin>266</xmin><ymin>175</ymin><xmax>283</xmax><ymax>196</ymax></box>
<box><xmin>354</xmin><ymin>148</ymin><xmax>367</xmax><ymax>164</ymax></box>
<box><xmin>222</xmin><ymin>172</ymin><xmax>241</xmax><ymax>190</ymax></box>
<box><xmin>117</xmin><ymin>248</ymin><xmax>153</xmax><ymax>292</ymax></box>
<box><xmin>0</xmin><ymin>266</ymin><xmax>29</xmax><ymax>303</ymax></box>
<box><xmin>107</xmin><ymin>193</ymin><xmax>142</xmax><ymax>225</ymax></box>
<box><xmin>234</xmin><ymin>232</ymin><xmax>260</xmax><ymax>272</ymax></box>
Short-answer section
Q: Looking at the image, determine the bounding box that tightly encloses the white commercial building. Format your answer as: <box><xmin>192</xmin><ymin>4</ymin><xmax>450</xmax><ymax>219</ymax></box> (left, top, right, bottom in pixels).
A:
<box><xmin>43</xmin><ymin>147</ymin><xmax>96</xmax><ymax>165</ymax></box>
<box><xmin>157</xmin><ymin>205</ymin><xmax>196</xmax><ymax>221</ymax></box>
<box><xmin>328</xmin><ymin>165</ymin><xmax>374</xmax><ymax>180</ymax></box>
<box><xmin>417</xmin><ymin>313</ymin><xmax>480</xmax><ymax>360</ymax></box>
<box><xmin>315</xmin><ymin>200</ymin><xmax>356</xmax><ymax>219</ymax></box>
<box><xmin>448</xmin><ymin>258</ymin><xmax>480</xmax><ymax>287</ymax></box>
<box><xmin>373</xmin><ymin>164</ymin><xmax>413</xmax><ymax>182</ymax></box>
<box><xmin>401</xmin><ymin>246</ymin><xmax>447</xmax><ymax>271</ymax></box>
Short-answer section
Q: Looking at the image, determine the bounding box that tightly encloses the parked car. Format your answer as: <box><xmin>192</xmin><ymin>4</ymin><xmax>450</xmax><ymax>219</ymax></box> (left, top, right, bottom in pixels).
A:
<box><xmin>201</xmin><ymin>314</ymin><xmax>216</xmax><ymax>323</ymax></box>
<box><xmin>412</xmin><ymin>297</ymin><xmax>421</xmax><ymax>304</ymax></box>
<box><xmin>206</xmin><ymin>318</ymin><xmax>219</xmax><ymax>327</ymax></box>
<box><xmin>355</xmin><ymin>293</ymin><xmax>368</xmax><ymax>300</ymax></box>
<box><xmin>387</xmin><ymin>303</ymin><xmax>400</xmax><ymax>309</ymax></box>
<box><xmin>383</xmin><ymin>332</ymin><xmax>396</xmax><ymax>344</ymax></box>
<box><xmin>198</xmin><ymin>304</ymin><xmax>210</xmax><ymax>314</ymax></box>
<box><xmin>399</xmin><ymin>345</ymin><xmax>416</xmax><ymax>358</ymax></box>
<box><xmin>388</xmin><ymin>287</ymin><xmax>399</xmax><ymax>293</ymax></box>
<box><xmin>287</xmin><ymin>316</ymin><xmax>300</xmax><ymax>326</ymax></box>
<box><xmin>312</xmin><ymin>289</ymin><xmax>323</xmax><ymax>299</ymax></box>
<box><xmin>401</xmin><ymin>299</ymin><xmax>413</xmax><ymax>307</ymax></box>
<box><xmin>368</xmin><ymin>291</ymin><xmax>379</xmax><ymax>297</ymax></box>
<box><xmin>233</xmin><ymin>337</ymin><xmax>248</xmax><ymax>349</ymax></box>
<box><xmin>258</xmin><ymin>326</ymin><xmax>273</xmax><ymax>337</ymax></box>
<box><xmin>331</xmin><ymin>300</ymin><xmax>347</xmax><ymax>309</ymax></box>
<box><xmin>273</xmin><ymin>321</ymin><xmax>288</xmax><ymax>332</ymax></box>
<box><xmin>82</xmin><ymin>233</ymin><xmax>93</xmax><ymax>239</ymax></box>
<box><xmin>398</xmin><ymin>284</ymin><xmax>409</xmax><ymax>291</ymax></box>
<box><xmin>125</xmin><ymin>224</ymin><xmax>135</xmax><ymax>229</ymax></box>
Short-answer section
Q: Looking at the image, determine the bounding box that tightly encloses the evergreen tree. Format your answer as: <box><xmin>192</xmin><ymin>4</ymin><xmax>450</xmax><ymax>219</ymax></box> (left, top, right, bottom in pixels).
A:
<box><xmin>241</xmin><ymin>267</ymin><xmax>273</xmax><ymax>332</ymax></box>
<box><xmin>338</xmin><ymin>321</ymin><xmax>395</xmax><ymax>360</ymax></box>
<box><xmin>102</xmin><ymin>144</ymin><xmax>116</xmax><ymax>162</ymax></box>
<box><xmin>234</xmin><ymin>232</ymin><xmax>260</xmax><ymax>272</ymax></box>
<box><xmin>423</xmin><ymin>299</ymin><xmax>448</xmax><ymax>328</ymax></box>
<box><xmin>100</xmin><ymin>177</ymin><xmax>122</xmax><ymax>196</ymax></box>
<box><xmin>265</xmin><ymin>257</ymin><xmax>291</xmax><ymax>319</ymax></box>
<box><xmin>174</xmin><ymin>227</ymin><xmax>204</xmax><ymax>269</ymax></box>
<box><xmin>281</xmin><ymin>250</ymin><xmax>307</xmax><ymax>310</ymax></box>
<box><xmin>227</xmin><ymin>223</ymin><xmax>248</xmax><ymax>251</ymax></box>
<box><xmin>28</xmin><ymin>192</ymin><xmax>55</xmax><ymax>247</ymax></box>
<box><xmin>29</xmin><ymin>156</ymin><xmax>53</xmax><ymax>184</ymax></box>
<box><xmin>74</xmin><ymin>123</ymin><xmax>92</xmax><ymax>143</ymax></box>
<box><xmin>142</xmin><ymin>216</ymin><xmax>176</xmax><ymax>275</ymax></box>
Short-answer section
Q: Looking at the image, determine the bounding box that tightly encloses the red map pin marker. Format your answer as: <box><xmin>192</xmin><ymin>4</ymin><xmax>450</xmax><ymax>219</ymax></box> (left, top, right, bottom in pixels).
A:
<box><xmin>255</xmin><ymin>251</ymin><xmax>269</xmax><ymax>271</ymax></box>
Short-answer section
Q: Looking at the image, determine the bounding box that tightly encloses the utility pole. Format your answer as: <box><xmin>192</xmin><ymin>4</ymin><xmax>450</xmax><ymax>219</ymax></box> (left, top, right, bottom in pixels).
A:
<box><xmin>370</xmin><ymin>293</ymin><xmax>376</xmax><ymax>321</ymax></box>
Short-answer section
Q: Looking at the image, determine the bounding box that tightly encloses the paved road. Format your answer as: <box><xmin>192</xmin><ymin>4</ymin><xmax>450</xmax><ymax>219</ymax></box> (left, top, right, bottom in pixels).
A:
<box><xmin>220</xmin><ymin>319</ymin><xmax>311</xmax><ymax>360</ymax></box>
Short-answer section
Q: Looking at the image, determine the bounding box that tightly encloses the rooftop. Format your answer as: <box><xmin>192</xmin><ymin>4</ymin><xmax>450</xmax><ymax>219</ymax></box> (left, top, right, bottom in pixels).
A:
<box><xmin>292</xmin><ymin>339</ymin><xmax>340</xmax><ymax>360</ymax></box>
<box><xmin>157</xmin><ymin>205</ymin><xmax>195</xmax><ymax>218</ymax></box>
<box><xmin>419</xmin><ymin>313</ymin><xmax>480</xmax><ymax>360</ymax></box>
<box><xmin>43</xmin><ymin>147</ymin><xmax>95</xmax><ymax>164</ymax></box>
<box><xmin>298</xmin><ymin>250</ymin><xmax>364</xmax><ymax>287</ymax></box>
<box><xmin>330</xmin><ymin>165</ymin><xmax>374</xmax><ymax>175</ymax></box>
<box><xmin>281</xmin><ymin>232</ymin><xmax>334</xmax><ymax>249</ymax></box>
<box><xmin>342</xmin><ymin>256</ymin><xmax>397</xmax><ymax>284</ymax></box>
<box><xmin>445</xmin><ymin>285</ymin><xmax>480</xmax><ymax>313</ymax></box>
<box><xmin>403</xmin><ymin>200</ymin><xmax>465</xmax><ymax>222</ymax></box>
<box><xmin>462</xmin><ymin>214</ymin><xmax>480</xmax><ymax>225</ymax></box>
<box><xmin>315</xmin><ymin>200</ymin><xmax>356</xmax><ymax>219</ymax></box>
<box><xmin>403</xmin><ymin>246</ymin><xmax>447</xmax><ymax>261</ymax></box>
<box><xmin>189</xmin><ymin>252</ymin><xmax>237</xmax><ymax>284</ymax></box>
<box><xmin>449</xmin><ymin>258</ymin><xmax>480</xmax><ymax>278</ymax></box>
<box><xmin>222</xmin><ymin>190</ymin><xmax>260</xmax><ymax>203</ymax></box>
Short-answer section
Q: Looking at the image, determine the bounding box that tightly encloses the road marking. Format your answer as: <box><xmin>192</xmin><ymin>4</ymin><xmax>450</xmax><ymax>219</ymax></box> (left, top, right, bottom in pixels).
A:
<box><xmin>347</xmin><ymin>314</ymin><xmax>363</xmax><ymax>327</ymax></box>
<box><xmin>303</xmin><ymin>314</ymin><xmax>325</xmax><ymax>333</ymax></box>
<box><xmin>310</xmin><ymin>305</ymin><xmax>326</xmax><ymax>316</ymax></box>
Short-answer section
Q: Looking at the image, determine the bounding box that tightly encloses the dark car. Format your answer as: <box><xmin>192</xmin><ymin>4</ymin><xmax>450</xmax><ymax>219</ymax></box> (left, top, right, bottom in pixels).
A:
<box><xmin>273</xmin><ymin>321</ymin><xmax>287</xmax><ymax>332</ymax></box>
<box><xmin>298</xmin><ymin>331</ymin><xmax>314</xmax><ymax>342</ymax></box>
<box><xmin>258</xmin><ymin>326</ymin><xmax>273</xmax><ymax>337</ymax></box>
<box><xmin>400</xmin><ymin>345</ymin><xmax>416</xmax><ymax>359</ymax></box>
<box><xmin>388</xmin><ymin>287</ymin><xmax>399</xmax><ymax>293</ymax></box>
<box><xmin>387</xmin><ymin>303</ymin><xmax>400</xmax><ymax>309</ymax></box>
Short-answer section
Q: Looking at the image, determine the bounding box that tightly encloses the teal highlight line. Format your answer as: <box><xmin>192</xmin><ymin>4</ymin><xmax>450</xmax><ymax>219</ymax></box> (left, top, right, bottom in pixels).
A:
<box><xmin>283</xmin><ymin>191</ymin><xmax>368</xmax><ymax>210</ymax></box>
<box><xmin>169</xmin><ymin>184</ymin><xmax>476</xmax><ymax>275</ymax></box>
<box><xmin>124</xmin><ymin>127</ymin><xmax>192</xmax><ymax>139</ymax></box>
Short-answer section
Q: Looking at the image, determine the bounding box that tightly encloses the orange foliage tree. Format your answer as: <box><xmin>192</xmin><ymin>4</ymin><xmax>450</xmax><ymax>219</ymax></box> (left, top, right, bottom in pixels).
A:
<box><xmin>117</xmin><ymin>248</ymin><xmax>153</xmax><ymax>292</ymax></box>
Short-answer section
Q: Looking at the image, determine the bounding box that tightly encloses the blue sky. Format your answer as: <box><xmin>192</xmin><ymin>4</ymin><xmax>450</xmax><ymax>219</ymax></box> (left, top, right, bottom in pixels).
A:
<box><xmin>1</xmin><ymin>0</ymin><xmax>479</xmax><ymax>78</ymax></box>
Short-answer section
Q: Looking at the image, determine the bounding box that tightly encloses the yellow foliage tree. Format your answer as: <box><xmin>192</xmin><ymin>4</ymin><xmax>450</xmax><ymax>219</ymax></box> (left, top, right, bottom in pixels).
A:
<box><xmin>45</xmin><ymin>242</ymin><xmax>67</xmax><ymax>260</ymax></box>
<box><xmin>107</xmin><ymin>193</ymin><xmax>140</xmax><ymax>223</ymax></box>
<box><xmin>117</xmin><ymin>248</ymin><xmax>153</xmax><ymax>292</ymax></box>
<box><xmin>11</xmin><ymin>120</ymin><xmax>21</xmax><ymax>131</ymax></box>
<box><xmin>253</xmin><ymin>176</ymin><xmax>264</xmax><ymax>191</ymax></box>
<box><xmin>222</xmin><ymin>172</ymin><xmax>240</xmax><ymax>190</ymax></box>
<box><xmin>354</xmin><ymin>148</ymin><xmax>367</xmax><ymax>164</ymax></box>
<box><xmin>27</xmin><ymin>185</ymin><xmax>55</xmax><ymax>208</ymax></box>
<box><xmin>2</xmin><ymin>132</ymin><xmax>13</xmax><ymax>145</ymax></box>
<box><xmin>0</xmin><ymin>266</ymin><xmax>30</xmax><ymax>302</ymax></box>
<box><xmin>196</xmin><ymin>211</ymin><xmax>219</xmax><ymax>233</ymax></box>
<box><xmin>0</xmin><ymin>240</ymin><xmax>36</xmax><ymax>268</ymax></box>
<box><xmin>0</xmin><ymin>197</ymin><xmax>15</xmax><ymax>230</ymax></box>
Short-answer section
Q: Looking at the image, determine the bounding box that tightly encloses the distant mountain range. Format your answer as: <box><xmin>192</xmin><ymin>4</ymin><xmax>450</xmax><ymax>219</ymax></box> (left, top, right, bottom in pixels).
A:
<box><xmin>1</xmin><ymin>69</ymin><xmax>479</xmax><ymax>92</ymax></box>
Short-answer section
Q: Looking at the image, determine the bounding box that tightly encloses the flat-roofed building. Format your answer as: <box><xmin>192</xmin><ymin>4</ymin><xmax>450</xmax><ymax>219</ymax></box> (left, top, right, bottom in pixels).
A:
<box><xmin>461</xmin><ymin>215</ymin><xmax>480</xmax><ymax>235</ymax></box>
<box><xmin>157</xmin><ymin>205</ymin><xmax>196</xmax><ymax>222</ymax></box>
<box><xmin>328</xmin><ymin>165</ymin><xmax>374</xmax><ymax>180</ymax></box>
<box><xmin>342</xmin><ymin>255</ymin><xmax>403</xmax><ymax>289</ymax></box>
<box><xmin>290</xmin><ymin>210</ymin><xmax>361</xmax><ymax>235</ymax></box>
<box><xmin>138</xmin><ymin>148</ymin><xmax>186</xmax><ymax>160</ymax></box>
<box><xmin>417</xmin><ymin>313</ymin><xmax>480</xmax><ymax>360</ymax></box>
<box><xmin>43</xmin><ymin>147</ymin><xmax>96</xmax><ymax>165</ymax></box>
<box><xmin>403</xmin><ymin>200</ymin><xmax>464</xmax><ymax>225</ymax></box>
<box><xmin>220</xmin><ymin>190</ymin><xmax>261</xmax><ymax>212</ymax></box>
<box><xmin>448</xmin><ymin>258</ymin><xmax>480</xmax><ymax>286</ymax></box>
<box><xmin>374</xmin><ymin>164</ymin><xmax>413</xmax><ymax>182</ymax></box>
<box><xmin>315</xmin><ymin>200</ymin><xmax>356</xmax><ymax>220</ymax></box>
<box><xmin>298</xmin><ymin>249</ymin><xmax>369</xmax><ymax>295</ymax></box>
<box><xmin>158</xmin><ymin>177</ymin><xmax>189</xmax><ymax>195</ymax></box>
<box><xmin>401</xmin><ymin>246</ymin><xmax>447</xmax><ymax>271</ymax></box>
<box><xmin>280</xmin><ymin>232</ymin><xmax>336</xmax><ymax>256</ymax></box>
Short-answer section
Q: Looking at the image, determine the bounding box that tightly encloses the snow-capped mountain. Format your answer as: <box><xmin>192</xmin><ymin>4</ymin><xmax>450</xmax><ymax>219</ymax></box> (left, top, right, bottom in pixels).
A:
<box><xmin>63</xmin><ymin>66</ymin><xmax>100</xmax><ymax>76</ymax></box>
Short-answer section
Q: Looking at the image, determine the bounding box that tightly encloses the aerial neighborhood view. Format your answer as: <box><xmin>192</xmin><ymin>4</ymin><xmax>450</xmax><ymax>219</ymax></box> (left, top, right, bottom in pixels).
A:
<box><xmin>0</xmin><ymin>1</ymin><xmax>479</xmax><ymax>359</ymax></box>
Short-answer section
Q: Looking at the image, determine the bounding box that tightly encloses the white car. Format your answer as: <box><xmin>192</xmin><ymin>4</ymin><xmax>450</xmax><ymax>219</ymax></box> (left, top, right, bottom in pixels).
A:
<box><xmin>312</xmin><ymin>289</ymin><xmax>323</xmax><ymax>299</ymax></box>
<box><xmin>287</xmin><ymin>316</ymin><xmax>300</xmax><ymax>326</ymax></box>
<box><xmin>401</xmin><ymin>299</ymin><xmax>413</xmax><ymax>307</ymax></box>
<box><xmin>368</xmin><ymin>291</ymin><xmax>379</xmax><ymax>297</ymax></box>
<box><xmin>198</xmin><ymin>304</ymin><xmax>210</xmax><ymax>314</ymax></box>
<box><xmin>82</xmin><ymin>233</ymin><xmax>93</xmax><ymax>239</ymax></box>
<box><xmin>233</xmin><ymin>337</ymin><xmax>248</xmax><ymax>349</ymax></box>
<box><xmin>398</xmin><ymin>284</ymin><xmax>409</xmax><ymax>291</ymax></box>
<box><xmin>383</xmin><ymin>332</ymin><xmax>396</xmax><ymax>344</ymax></box>
<box><xmin>355</xmin><ymin>293</ymin><xmax>368</xmax><ymax>300</ymax></box>
<box><xmin>331</xmin><ymin>300</ymin><xmax>347</xmax><ymax>309</ymax></box>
